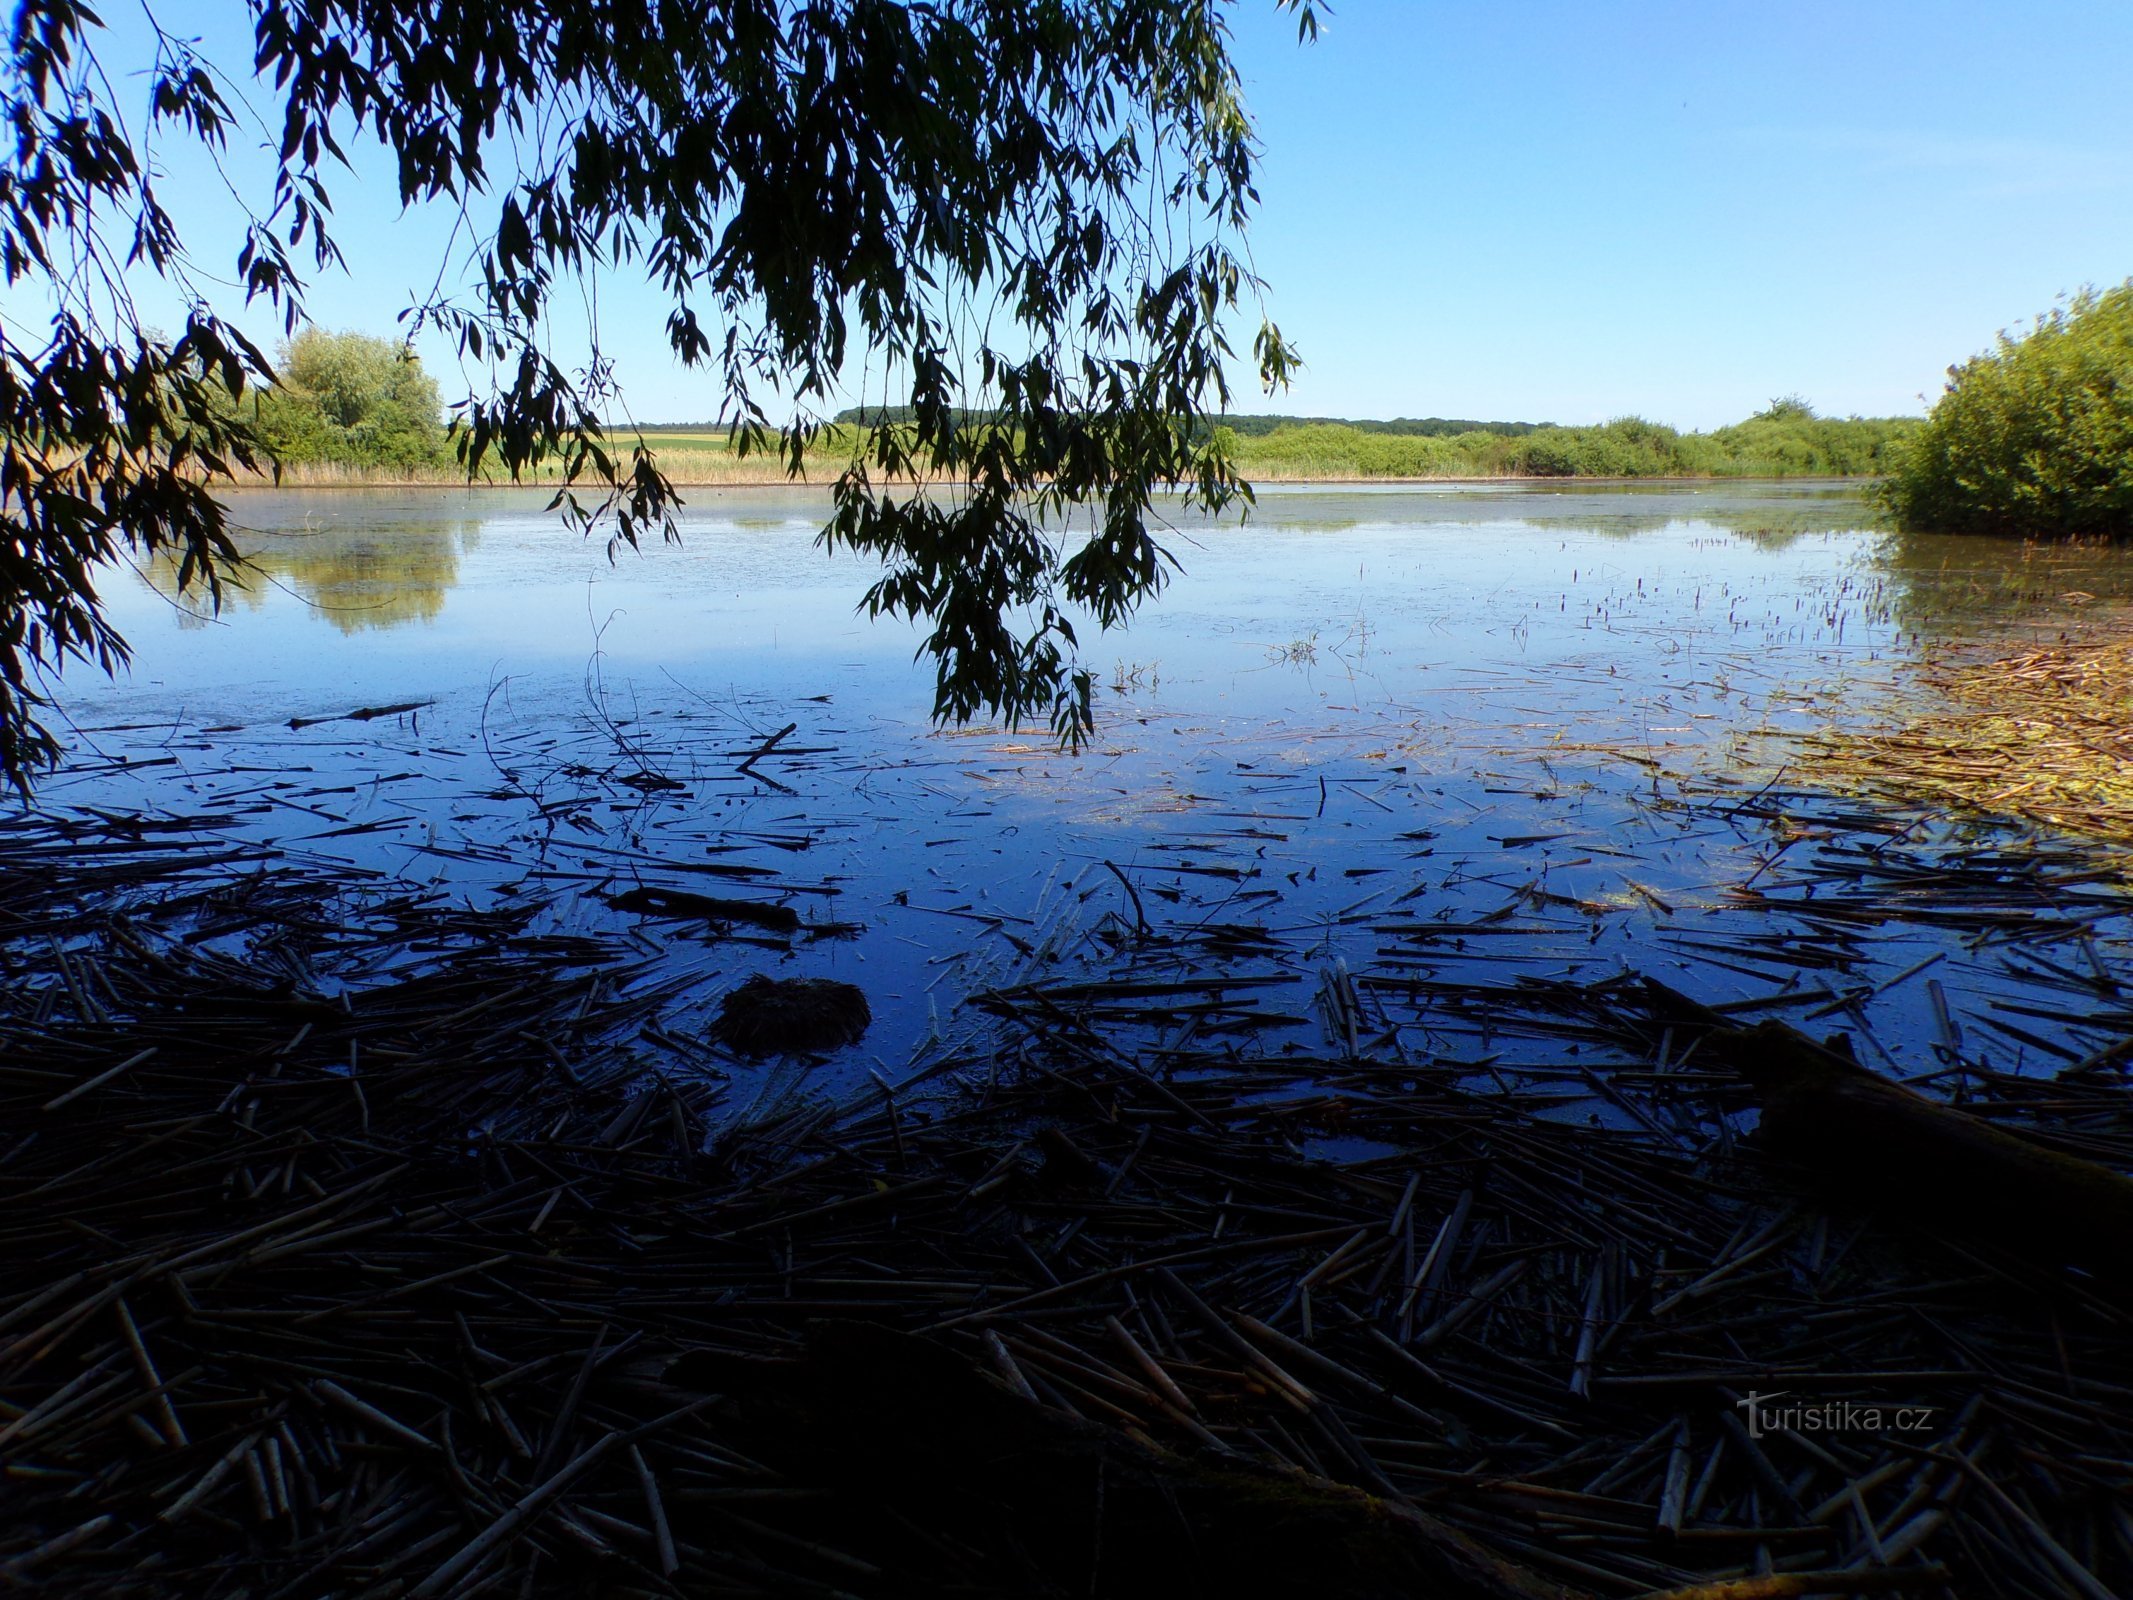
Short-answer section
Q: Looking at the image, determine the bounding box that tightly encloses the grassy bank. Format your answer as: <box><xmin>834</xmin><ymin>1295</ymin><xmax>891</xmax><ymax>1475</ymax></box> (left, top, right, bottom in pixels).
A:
<box><xmin>230</xmin><ymin>447</ymin><xmax>843</xmax><ymax>489</ymax></box>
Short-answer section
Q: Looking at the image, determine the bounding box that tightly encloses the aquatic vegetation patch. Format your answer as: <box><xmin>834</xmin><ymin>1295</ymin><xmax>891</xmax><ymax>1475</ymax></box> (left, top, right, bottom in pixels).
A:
<box><xmin>711</xmin><ymin>973</ymin><xmax>873</xmax><ymax>1057</ymax></box>
<box><xmin>1802</xmin><ymin>613</ymin><xmax>2133</xmax><ymax>840</ymax></box>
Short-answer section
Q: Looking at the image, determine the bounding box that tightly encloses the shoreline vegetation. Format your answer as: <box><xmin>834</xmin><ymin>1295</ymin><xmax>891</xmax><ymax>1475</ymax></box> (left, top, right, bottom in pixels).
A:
<box><xmin>221</xmin><ymin>290</ymin><xmax>2133</xmax><ymax>532</ymax></box>
<box><xmin>1181</xmin><ymin>398</ymin><xmax>1913</xmax><ymax>480</ymax></box>
<box><xmin>1877</xmin><ymin>283</ymin><xmax>2133</xmax><ymax>537</ymax></box>
<box><xmin>235</xmin><ymin>407</ymin><xmax>1919</xmax><ymax>489</ymax></box>
<box><xmin>226</xmin><ymin>344</ymin><xmax>1920</xmax><ymax>488</ymax></box>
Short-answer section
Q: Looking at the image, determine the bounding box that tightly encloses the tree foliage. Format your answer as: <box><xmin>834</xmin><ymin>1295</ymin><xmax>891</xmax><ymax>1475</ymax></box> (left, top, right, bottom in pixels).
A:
<box><xmin>1877</xmin><ymin>284</ymin><xmax>2133</xmax><ymax>537</ymax></box>
<box><xmin>0</xmin><ymin>0</ymin><xmax>1313</xmax><ymax>786</ymax></box>
<box><xmin>250</xmin><ymin>330</ymin><xmax>447</xmax><ymax>469</ymax></box>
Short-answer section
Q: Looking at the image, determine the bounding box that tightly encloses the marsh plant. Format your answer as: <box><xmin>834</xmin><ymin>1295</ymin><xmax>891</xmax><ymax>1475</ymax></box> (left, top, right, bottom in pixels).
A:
<box><xmin>1109</xmin><ymin>660</ymin><xmax>1161</xmax><ymax>695</ymax></box>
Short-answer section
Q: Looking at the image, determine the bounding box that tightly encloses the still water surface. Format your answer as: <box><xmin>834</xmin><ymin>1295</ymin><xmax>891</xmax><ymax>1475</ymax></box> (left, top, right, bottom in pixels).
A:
<box><xmin>45</xmin><ymin>480</ymin><xmax>2133</xmax><ymax>1111</ymax></box>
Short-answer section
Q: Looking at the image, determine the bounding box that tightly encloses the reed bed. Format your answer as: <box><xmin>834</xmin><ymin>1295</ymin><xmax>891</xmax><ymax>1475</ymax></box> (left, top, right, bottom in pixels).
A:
<box><xmin>6</xmin><ymin>805</ymin><xmax>2133</xmax><ymax>1599</ymax></box>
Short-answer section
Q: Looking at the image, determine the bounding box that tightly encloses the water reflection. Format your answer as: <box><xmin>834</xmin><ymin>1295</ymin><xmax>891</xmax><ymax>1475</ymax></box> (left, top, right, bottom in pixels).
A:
<box><xmin>118</xmin><ymin>482</ymin><xmax>2133</xmax><ymax>680</ymax></box>
<box><xmin>1876</xmin><ymin>527</ymin><xmax>2133</xmax><ymax>640</ymax></box>
<box><xmin>130</xmin><ymin>481</ymin><xmax>1908</xmax><ymax>642</ymax></box>
<box><xmin>1216</xmin><ymin>481</ymin><xmax>1887</xmax><ymax>545</ymax></box>
<box><xmin>1510</xmin><ymin>491</ymin><xmax>1887</xmax><ymax>546</ymax></box>
<box><xmin>143</xmin><ymin>514</ymin><xmax>482</xmax><ymax>633</ymax></box>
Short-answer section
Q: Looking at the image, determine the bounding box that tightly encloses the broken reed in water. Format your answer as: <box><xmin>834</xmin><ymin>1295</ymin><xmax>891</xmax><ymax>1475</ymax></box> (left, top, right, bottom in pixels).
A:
<box><xmin>4</xmin><ymin>810</ymin><xmax>2132</xmax><ymax>1598</ymax></box>
<box><xmin>1805</xmin><ymin>623</ymin><xmax>2133</xmax><ymax>842</ymax></box>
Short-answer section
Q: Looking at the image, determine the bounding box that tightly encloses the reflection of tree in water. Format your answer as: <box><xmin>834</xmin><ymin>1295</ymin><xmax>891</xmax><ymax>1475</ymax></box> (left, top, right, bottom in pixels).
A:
<box><xmin>142</xmin><ymin>517</ymin><xmax>481</xmax><ymax>633</ymax></box>
<box><xmin>1235</xmin><ymin>485</ymin><xmax>1890</xmax><ymax>547</ymax></box>
<box><xmin>1523</xmin><ymin>500</ymin><xmax>1891</xmax><ymax>548</ymax></box>
<box><xmin>1874</xmin><ymin>527</ymin><xmax>2133</xmax><ymax>645</ymax></box>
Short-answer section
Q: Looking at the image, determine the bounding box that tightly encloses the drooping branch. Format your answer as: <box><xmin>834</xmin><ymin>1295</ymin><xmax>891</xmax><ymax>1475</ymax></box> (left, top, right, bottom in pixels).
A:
<box><xmin>0</xmin><ymin>0</ymin><xmax>1316</xmax><ymax>784</ymax></box>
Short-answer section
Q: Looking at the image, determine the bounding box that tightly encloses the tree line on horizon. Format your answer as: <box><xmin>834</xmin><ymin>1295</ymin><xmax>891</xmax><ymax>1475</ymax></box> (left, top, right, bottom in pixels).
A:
<box><xmin>243</xmin><ymin>342</ymin><xmax>1910</xmax><ymax>480</ymax></box>
<box><xmin>654</xmin><ymin>398</ymin><xmax>1919</xmax><ymax>477</ymax></box>
<box><xmin>722</xmin><ymin>398</ymin><xmax>1923</xmax><ymax>478</ymax></box>
<box><xmin>240</xmin><ymin>312</ymin><xmax>2133</xmax><ymax>509</ymax></box>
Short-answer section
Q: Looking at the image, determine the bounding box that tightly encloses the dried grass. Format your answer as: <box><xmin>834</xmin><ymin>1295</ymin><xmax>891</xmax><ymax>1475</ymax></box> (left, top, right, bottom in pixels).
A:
<box><xmin>1804</xmin><ymin>618</ymin><xmax>2133</xmax><ymax>840</ymax></box>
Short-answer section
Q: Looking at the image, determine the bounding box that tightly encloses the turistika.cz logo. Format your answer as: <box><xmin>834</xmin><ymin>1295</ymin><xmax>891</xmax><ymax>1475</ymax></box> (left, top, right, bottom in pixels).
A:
<box><xmin>1733</xmin><ymin>1391</ymin><xmax>1937</xmax><ymax>1440</ymax></box>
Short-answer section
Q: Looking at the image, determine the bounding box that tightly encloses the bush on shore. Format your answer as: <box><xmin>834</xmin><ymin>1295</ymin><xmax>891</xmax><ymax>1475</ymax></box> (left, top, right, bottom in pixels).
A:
<box><xmin>248</xmin><ymin>330</ymin><xmax>449</xmax><ymax>470</ymax></box>
<box><xmin>1876</xmin><ymin>284</ymin><xmax>2133</xmax><ymax>536</ymax></box>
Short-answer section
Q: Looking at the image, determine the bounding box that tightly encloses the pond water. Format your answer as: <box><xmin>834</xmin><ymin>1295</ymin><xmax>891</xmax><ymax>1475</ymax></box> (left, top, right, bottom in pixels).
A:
<box><xmin>37</xmin><ymin>479</ymin><xmax>2133</xmax><ymax>1120</ymax></box>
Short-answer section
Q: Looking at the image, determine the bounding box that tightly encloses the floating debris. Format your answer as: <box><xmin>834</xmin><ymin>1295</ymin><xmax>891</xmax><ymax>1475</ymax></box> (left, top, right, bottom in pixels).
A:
<box><xmin>4</xmin><ymin>810</ymin><xmax>2132</xmax><ymax>1598</ymax></box>
<box><xmin>1803</xmin><ymin>619</ymin><xmax>2133</xmax><ymax>842</ymax></box>
<box><xmin>608</xmin><ymin>884</ymin><xmax>804</xmax><ymax>933</ymax></box>
<box><xmin>286</xmin><ymin>697</ymin><xmax>438</xmax><ymax>730</ymax></box>
<box><xmin>711</xmin><ymin>973</ymin><xmax>873</xmax><ymax>1057</ymax></box>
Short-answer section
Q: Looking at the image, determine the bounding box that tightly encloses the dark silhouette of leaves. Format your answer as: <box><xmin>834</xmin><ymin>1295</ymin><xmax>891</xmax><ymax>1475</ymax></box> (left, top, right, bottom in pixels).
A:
<box><xmin>0</xmin><ymin>0</ymin><xmax>1317</xmax><ymax>785</ymax></box>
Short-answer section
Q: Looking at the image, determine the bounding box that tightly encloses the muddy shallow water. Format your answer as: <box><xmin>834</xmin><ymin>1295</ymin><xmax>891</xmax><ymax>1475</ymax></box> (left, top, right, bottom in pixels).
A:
<box><xmin>37</xmin><ymin>479</ymin><xmax>2133</xmax><ymax>1118</ymax></box>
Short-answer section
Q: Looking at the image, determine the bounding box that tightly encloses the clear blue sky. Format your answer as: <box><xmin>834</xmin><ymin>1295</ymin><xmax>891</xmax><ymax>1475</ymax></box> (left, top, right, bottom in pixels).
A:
<box><xmin>50</xmin><ymin>1</ymin><xmax>2133</xmax><ymax>432</ymax></box>
<box><xmin>1219</xmin><ymin>0</ymin><xmax>2133</xmax><ymax>426</ymax></box>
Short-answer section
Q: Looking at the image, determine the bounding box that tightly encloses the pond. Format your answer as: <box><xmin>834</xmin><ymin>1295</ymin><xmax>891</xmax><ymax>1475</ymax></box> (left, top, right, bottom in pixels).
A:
<box><xmin>38</xmin><ymin>478</ymin><xmax>2133</xmax><ymax>1119</ymax></box>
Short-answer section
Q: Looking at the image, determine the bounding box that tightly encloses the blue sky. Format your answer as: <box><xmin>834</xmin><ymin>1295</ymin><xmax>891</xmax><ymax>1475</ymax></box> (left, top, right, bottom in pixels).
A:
<box><xmin>1220</xmin><ymin>0</ymin><xmax>2133</xmax><ymax>426</ymax></box>
<box><xmin>45</xmin><ymin>1</ymin><xmax>2133</xmax><ymax>431</ymax></box>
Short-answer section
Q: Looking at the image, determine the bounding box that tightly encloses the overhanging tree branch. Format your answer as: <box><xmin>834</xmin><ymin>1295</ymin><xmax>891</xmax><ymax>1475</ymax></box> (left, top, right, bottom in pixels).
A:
<box><xmin>0</xmin><ymin>0</ymin><xmax>1316</xmax><ymax>787</ymax></box>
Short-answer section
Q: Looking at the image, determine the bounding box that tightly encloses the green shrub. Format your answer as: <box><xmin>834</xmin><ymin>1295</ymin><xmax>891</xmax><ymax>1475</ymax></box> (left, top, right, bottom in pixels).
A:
<box><xmin>1709</xmin><ymin>401</ymin><xmax>1916</xmax><ymax>478</ymax></box>
<box><xmin>1230</xmin><ymin>422</ymin><xmax>1474</xmax><ymax>477</ymax></box>
<box><xmin>1878</xmin><ymin>284</ymin><xmax>2133</xmax><ymax>536</ymax></box>
<box><xmin>251</xmin><ymin>329</ymin><xmax>448</xmax><ymax>469</ymax></box>
<box><xmin>1496</xmin><ymin>416</ymin><xmax>1684</xmax><ymax>477</ymax></box>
